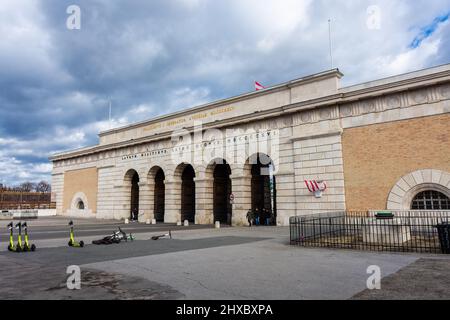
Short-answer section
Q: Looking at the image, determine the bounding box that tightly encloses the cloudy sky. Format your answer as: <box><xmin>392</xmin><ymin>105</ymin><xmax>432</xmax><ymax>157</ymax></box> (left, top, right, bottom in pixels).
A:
<box><xmin>0</xmin><ymin>0</ymin><xmax>449</xmax><ymax>186</ymax></box>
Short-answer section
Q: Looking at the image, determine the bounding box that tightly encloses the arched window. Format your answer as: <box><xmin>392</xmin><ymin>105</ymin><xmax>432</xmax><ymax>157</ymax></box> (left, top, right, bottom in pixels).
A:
<box><xmin>411</xmin><ymin>190</ymin><xmax>450</xmax><ymax>210</ymax></box>
<box><xmin>76</xmin><ymin>200</ymin><xmax>85</xmax><ymax>210</ymax></box>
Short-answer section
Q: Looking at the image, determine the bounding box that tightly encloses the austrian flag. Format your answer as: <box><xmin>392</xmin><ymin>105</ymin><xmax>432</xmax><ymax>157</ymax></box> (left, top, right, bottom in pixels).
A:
<box><xmin>254</xmin><ymin>81</ymin><xmax>265</xmax><ymax>91</ymax></box>
<box><xmin>304</xmin><ymin>180</ymin><xmax>327</xmax><ymax>193</ymax></box>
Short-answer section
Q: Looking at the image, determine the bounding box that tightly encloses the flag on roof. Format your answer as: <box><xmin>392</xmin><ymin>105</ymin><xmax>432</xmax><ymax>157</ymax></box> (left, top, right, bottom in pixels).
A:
<box><xmin>254</xmin><ymin>81</ymin><xmax>265</xmax><ymax>91</ymax></box>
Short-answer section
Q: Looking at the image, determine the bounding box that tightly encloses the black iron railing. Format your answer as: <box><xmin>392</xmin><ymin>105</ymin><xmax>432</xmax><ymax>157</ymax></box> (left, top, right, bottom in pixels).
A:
<box><xmin>290</xmin><ymin>211</ymin><xmax>450</xmax><ymax>254</ymax></box>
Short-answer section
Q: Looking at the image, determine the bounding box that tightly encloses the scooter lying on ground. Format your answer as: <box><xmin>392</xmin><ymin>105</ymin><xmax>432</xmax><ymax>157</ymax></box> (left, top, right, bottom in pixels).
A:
<box><xmin>151</xmin><ymin>230</ymin><xmax>172</xmax><ymax>240</ymax></box>
<box><xmin>22</xmin><ymin>222</ymin><xmax>36</xmax><ymax>252</ymax></box>
<box><xmin>68</xmin><ymin>220</ymin><xmax>84</xmax><ymax>247</ymax></box>
<box><xmin>7</xmin><ymin>222</ymin><xmax>20</xmax><ymax>252</ymax></box>
<box><xmin>92</xmin><ymin>227</ymin><xmax>134</xmax><ymax>245</ymax></box>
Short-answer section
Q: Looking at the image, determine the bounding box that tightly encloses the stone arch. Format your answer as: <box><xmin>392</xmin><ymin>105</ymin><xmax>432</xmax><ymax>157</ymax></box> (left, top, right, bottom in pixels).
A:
<box><xmin>387</xmin><ymin>169</ymin><xmax>450</xmax><ymax>210</ymax></box>
<box><xmin>121</xmin><ymin>168</ymin><xmax>140</xmax><ymax>220</ymax></box>
<box><xmin>70</xmin><ymin>192</ymin><xmax>89</xmax><ymax>210</ymax></box>
<box><xmin>245</xmin><ymin>152</ymin><xmax>277</xmax><ymax>225</ymax></box>
<box><xmin>148</xmin><ymin>165</ymin><xmax>166</xmax><ymax>222</ymax></box>
<box><xmin>166</xmin><ymin>162</ymin><xmax>197</xmax><ymax>223</ymax></box>
<box><xmin>68</xmin><ymin>192</ymin><xmax>93</xmax><ymax>216</ymax></box>
<box><xmin>199</xmin><ymin>158</ymin><xmax>233</xmax><ymax>225</ymax></box>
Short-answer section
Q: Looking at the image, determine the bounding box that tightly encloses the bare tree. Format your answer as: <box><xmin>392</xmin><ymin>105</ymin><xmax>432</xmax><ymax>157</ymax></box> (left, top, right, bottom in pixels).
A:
<box><xmin>36</xmin><ymin>181</ymin><xmax>51</xmax><ymax>193</ymax></box>
<box><xmin>20</xmin><ymin>182</ymin><xmax>36</xmax><ymax>192</ymax></box>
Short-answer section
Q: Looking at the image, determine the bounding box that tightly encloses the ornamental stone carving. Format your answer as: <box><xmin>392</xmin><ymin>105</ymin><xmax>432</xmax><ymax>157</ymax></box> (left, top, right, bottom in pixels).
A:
<box><xmin>410</xmin><ymin>90</ymin><xmax>428</xmax><ymax>104</ymax></box>
<box><xmin>385</xmin><ymin>95</ymin><xmax>401</xmax><ymax>109</ymax></box>
<box><xmin>439</xmin><ymin>84</ymin><xmax>450</xmax><ymax>99</ymax></box>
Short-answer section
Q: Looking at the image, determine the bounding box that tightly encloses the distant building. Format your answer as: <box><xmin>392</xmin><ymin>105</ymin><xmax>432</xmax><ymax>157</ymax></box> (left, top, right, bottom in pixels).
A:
<box><xmin>0</xmin><ymin>190</ymin><xmax>53</xmax><ymax>210</ymax></box>
<box><xmin>50</xmin><ymin>64</ymin><xmax>450</xmax><ymax>225</ymax></box>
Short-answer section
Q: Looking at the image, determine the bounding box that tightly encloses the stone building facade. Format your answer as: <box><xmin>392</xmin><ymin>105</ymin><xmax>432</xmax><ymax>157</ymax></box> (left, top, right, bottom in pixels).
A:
<box><xmin>50</xmin><ymin>64</ymin><xmax>450</xmax><ymax>226</ymax></box>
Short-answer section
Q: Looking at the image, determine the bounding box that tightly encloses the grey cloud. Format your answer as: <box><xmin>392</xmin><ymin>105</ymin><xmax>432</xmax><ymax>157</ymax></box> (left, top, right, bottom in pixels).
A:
<box><xmin>0</xmin><ymin>0</ymin><xmax>449</xmax><ymax>185</ymax></box>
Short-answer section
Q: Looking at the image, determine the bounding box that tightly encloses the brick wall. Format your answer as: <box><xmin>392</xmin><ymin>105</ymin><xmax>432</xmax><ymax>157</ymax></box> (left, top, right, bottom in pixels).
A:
<box><xmin>63</xmin><ymin>167</ymin><xmax>98</xmax><ymax>212</ymax></box>
<box><xmin>342</xmin><ymin>113</ymin><xmax>450</xmax><ymax>210</ymax></box>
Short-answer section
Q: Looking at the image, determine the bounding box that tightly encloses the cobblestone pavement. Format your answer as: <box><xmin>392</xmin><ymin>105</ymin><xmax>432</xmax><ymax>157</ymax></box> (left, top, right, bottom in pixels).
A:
<box><xmin>1</xmin><ymin>225</ymin><xmax>448</xmax><ymax>300</ymax></box>
<box><xmin>352</xmin><ymin>258</ymin><xmax>450</xmax><ymax>300</ymax></box>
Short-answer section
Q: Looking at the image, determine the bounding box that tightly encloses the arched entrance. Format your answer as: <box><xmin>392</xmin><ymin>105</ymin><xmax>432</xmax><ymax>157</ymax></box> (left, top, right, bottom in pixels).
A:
<box><xmin>249</xmin><ymin>153</ymin><xmax>276</xmax><ymax>226</ymax></box>
<box><xmin>130</xmin><ymin>171</ymin><xmax>139</xmax><ymax>220</ymax></box>
<box><xmin>181</xmin><ymin>165</ymin><xmax>196</xmax><ymax>223</ymax></box>
<box><xmin>154</xmin><ymin>168</ymin><xmax>165</xmax><ymax>222</ymax></box>
<box><xmin>213</xmin><ymin>161</ymin><xmax>232</xmax><ymax>225</ymax></box>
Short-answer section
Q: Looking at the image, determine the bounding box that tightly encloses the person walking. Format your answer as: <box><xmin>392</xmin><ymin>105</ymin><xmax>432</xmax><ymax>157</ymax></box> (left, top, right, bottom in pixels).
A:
<box><xmin>246</xmin><ymin>209</ymin><xmax>253</xmax><ymax>227</ymax></box>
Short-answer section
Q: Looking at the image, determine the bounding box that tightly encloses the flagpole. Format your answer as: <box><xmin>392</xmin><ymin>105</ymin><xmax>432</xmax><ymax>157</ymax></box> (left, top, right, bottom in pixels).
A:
<box><xmin>109</xmin><ymin>100</ymin><xmax>112</xmax><ymax>129</ymax></box>
<box><xmin>328</xmin><ymin>18</ymin><xmax>333</xmax><ymax>69</ymax></box>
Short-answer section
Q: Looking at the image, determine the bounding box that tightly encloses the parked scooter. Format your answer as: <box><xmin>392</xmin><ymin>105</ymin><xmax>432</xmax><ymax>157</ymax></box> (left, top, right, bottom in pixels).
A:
<box><xmin>15</xmin><ymin>222</ymin><xmax>24</xmax><ymax>252</ymax></box>
<box><xmin>68</xmin><ymin>220</ymin><xmax>84</xmax><ymax>247</ymax></box>
<box><xmin>7</xmin><ymin>222</ymin><xmax>20</xmax><ymax>252</ymax></box>
<box><xmin>21</xmin><ymin>222</ymin><xmax>36</xmax><ymax>252</ymax></box>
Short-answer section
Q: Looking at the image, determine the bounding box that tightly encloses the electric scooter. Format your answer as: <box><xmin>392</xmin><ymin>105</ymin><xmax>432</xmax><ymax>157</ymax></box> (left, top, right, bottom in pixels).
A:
<box><xmin>151</xmin><ymin>230</ymin><xmax>172</xmax><ymax>240</ymax></box>
<box><xmin>68</xmin><ymin>220</ymin><xmax>84</xmax><ymax>247</ymax></box>
<box><xmin>118</xmin><ymin>227</ymin><xmax>134</xmax><ymax>241</ymax></box>
<box><xmin>7</xmin><ymin>222</ymin><xmax>20</xmax><ymax>252</ymax></box>
<box><xmin>22</xmin><ymin>222</ymin><xmax>36</xmax><ymax>252</ymax></box>
<box><xmin>15</xmin><ymin>222</ymin><xmax>24</xmax><ymax>252</ymax></box>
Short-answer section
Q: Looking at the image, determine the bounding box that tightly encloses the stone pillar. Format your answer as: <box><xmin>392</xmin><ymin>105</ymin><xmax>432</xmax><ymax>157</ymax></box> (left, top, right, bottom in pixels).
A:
<box><xmin>230</xmin><ymin>168</ymin><xmax>251</xmax><ymax>226</ymax></box>
<box><xmin>138</xmin><ymin>182</ymin><xmax>152</xmax><ymax>223</ymax></box>
<box><xmin>194</xmin><ymin>177</ymin><xmax>214</xmax><ymax>224</ymax></box>
<box><xmin>164</xmin><ymin>178</ymin><xmax>181</xmax><ymax>223</ymax></box>
<box><xmin>113</xmin><ymin>184</ymin><xmax>130</xmax><ymax>220</ymax></box>
<box><xmin>274</xmin><ymin>171</ymin><xmax>296</xmax><ymax>226</ymax></box>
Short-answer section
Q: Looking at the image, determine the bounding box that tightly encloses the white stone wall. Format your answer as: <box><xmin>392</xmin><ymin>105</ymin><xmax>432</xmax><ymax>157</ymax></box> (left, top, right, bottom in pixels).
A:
<box><xmin>293</xmin><ymin>133</ymin><xmax>346</xmax><ymax>215</ymax></box>
<box><xmin>51</xmin><ymin>173</ymin><xmax>64</xmax><ymax>215</ymax></box>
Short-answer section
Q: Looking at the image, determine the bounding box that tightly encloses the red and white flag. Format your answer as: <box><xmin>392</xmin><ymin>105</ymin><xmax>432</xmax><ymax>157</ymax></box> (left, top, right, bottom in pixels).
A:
<box><xmin>254</xmin><ymin>81</ymin><xmax>265</xmax><ymax>91</ymax></box>
<box><xmin>304</xmin><ymin>180</ymin><xmax>327</xmax><ymax>193</ymax></box>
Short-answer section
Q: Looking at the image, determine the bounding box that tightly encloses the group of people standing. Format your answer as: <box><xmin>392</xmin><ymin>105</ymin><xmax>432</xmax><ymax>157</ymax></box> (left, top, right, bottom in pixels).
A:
<box><xmin>246</xmin><ymin>207</ymin><xmax>274</xmax><ymax>227</ymax></box>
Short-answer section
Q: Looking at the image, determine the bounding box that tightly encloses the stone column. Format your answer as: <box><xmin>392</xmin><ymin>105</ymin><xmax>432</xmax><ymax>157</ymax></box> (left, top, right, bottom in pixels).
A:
<box><xmin>194</xmin><ymin>177</ymin><xmax>214</xmax><ymax>224</ymax></box>
<box><xmin>113</xmin><ymin>184</ymin><xmax>130</xmax><ymax>220</ymax></box>
<box><xmin>138</xmin><ymin>182</ymin><xmax>152</xmax><ymax>223</ymax></box>
<box><xmin>164</xmin><ymin>177</ymin><xmax>181</xmax><ymax>223</ymax></box>
<box><xmin>230</xmin><ymin>168</ymin><xmax>251</xmax><ymax>226</ymax></box>
<box><xmin>274</xmin><ymin>171</ymin><xmax>296</xmax><ymax>226</ymax></box>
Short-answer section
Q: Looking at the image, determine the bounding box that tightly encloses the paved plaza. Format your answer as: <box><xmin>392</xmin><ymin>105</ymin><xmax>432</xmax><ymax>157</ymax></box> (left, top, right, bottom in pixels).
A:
<box><xmin>1</xmin><ymin>217</ymin><xmax>449</xmax><ymax>300</ymax></box>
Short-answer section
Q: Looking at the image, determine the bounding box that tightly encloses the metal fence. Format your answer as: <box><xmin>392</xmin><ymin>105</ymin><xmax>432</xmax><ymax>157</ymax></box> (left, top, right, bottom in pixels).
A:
<box><xmin>290</xmin><ymin>211</ymin><xmax>450</xmax><ymax>254</ymax></box>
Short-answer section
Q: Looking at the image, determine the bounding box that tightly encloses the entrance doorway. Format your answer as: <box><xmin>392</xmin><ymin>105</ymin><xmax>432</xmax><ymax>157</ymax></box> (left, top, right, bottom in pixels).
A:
<box><xmin>213</xmin><ymin>162</ymin><xmax>232</xmax><ymax>224</ymax></box>
<box><xmin>181</xmin><ymin>165</ymin><xmax>195</xmax><ymax>223</ymax></box>
<box><xmin>154</xmin><ymin>168</ymin><xmax>165</xmax><ymax>222</ymax></box>
<box><xmin>130</xmin><ymin>171</ymin><xmax>139</xmax><ymax>220</ymax></box>
<box><xmin>250</xmin><ymin>154</ymin><xmax>276</xmax><ymax>226</ymax></box>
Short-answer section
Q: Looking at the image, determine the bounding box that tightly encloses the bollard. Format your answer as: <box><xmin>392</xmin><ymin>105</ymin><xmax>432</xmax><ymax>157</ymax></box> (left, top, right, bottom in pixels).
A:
<box><xmin>176</xmin><ymin>221</ymin><xmax>182</xmax><ymax>226</ymax></box>
<box><xmin>125</xmin><ymin>218</ymin><xmax>129</xmax><ymax>224</ymax></box>
<box><xmin>146</xmin><ymin>219</ymin><xmax>151</xmax><ymax>225</ymax></box>
<box><xmin>151</xmin><ymin>219</ymin><xmax>156</xmax><ymax>225</ymax></box>
<box><xmin>215</xmin><ymin>221</ymin><xmax>220</xmax><ymax>229</ymax></box>
<box><xmin>184</xmin><ymin>220</ymin><xmax>189</xmax><ymax>227</ymax></box>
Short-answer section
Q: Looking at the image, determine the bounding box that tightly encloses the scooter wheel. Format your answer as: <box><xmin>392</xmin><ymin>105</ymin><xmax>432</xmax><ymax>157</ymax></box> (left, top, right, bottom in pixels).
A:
<box><xmin>79</xmin><ymin>241</ymin><xmax>84</xmax><ymax>247</ymax></box>
<box><xmin>68</xmin><ymin>240</ymin><xmax>73</xmax><ymax>247</ymax></box>
<box><xmin>7</xmin><ymin>245</ymin><xmax>13</xmax><ymax>252</ymax></box>
<box><xmin>16</xmin><ymin>246</ymin><xmax>22</xmax><ymax>253</ymax></box>
<box><xmin>31</xmin><ymin>244</ymin><xmax>36</xmax><ymax>252</ymax></box>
